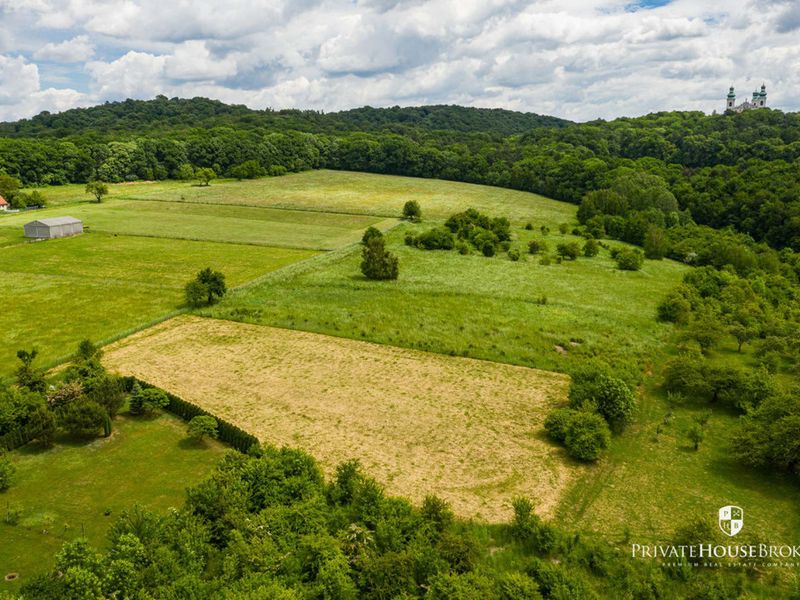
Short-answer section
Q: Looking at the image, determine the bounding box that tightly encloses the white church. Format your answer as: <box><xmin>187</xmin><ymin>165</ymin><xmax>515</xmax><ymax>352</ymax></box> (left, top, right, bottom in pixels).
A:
<box><xmin>726</xmin><ymin>84</ymin><xmax>767</xmax><ymax>112</ymax></box>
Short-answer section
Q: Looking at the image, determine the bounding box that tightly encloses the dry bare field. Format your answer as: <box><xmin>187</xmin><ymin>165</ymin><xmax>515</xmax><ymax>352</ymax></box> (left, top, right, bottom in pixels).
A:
<box><xmin>103</xmin><ymin>315</ymin><xmax>575</xmax><ymax>521</ymax></box>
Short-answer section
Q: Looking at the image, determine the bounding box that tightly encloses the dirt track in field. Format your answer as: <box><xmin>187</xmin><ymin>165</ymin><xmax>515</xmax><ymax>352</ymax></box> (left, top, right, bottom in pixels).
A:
<box><xmin>104</xmin><ymin>315</ymin><xmax>575</xmax><ymax>521</ymax></box>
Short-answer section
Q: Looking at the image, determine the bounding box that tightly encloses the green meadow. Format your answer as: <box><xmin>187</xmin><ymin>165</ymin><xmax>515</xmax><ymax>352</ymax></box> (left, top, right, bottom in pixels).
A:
<box><xmin>125</xmin><ymin>170</ymin><xmax>577</xmax><ymax>224</ymax></box>
<box><xmin>0</xmin><ymin>233</ymin><xmax>316</xmax><ymax>373</ymax></box>
<box><xmin>0</xmin><ymin>412</ymin><xmax>225</xmax><ymax>589</ymax></box>
<box><xmin>2</xmin><ymin>171</ymin><xmax>798</xmax><ymax>583</ymax></box>
<box><xmin>207</xmin><ymin>223</ymin><xmax>687</xmax><ymax>373</ymax></box>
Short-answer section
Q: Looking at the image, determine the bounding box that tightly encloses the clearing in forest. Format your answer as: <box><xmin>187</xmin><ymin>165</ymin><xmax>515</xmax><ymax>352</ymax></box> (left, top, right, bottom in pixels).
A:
<box><xmin>103</xmin><ymin>315</ymin><xmax>575</xmax><ymax>522</ymax></box>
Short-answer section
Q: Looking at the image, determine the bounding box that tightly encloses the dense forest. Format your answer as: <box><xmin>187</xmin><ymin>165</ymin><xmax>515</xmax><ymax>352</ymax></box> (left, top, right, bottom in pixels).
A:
<box><xmin>1</xmin><ymin>97</ymin><xmax>799</xmax><ymax>252</ymax></box>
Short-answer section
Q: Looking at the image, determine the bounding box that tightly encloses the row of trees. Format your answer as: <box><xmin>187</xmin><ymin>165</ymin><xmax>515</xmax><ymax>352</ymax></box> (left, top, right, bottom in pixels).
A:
<box><xmin>2</xmin><ymin>98</ymin><xmax>800</xmax><ymax>252</ymax></box>
<box><xmin>19</xmin><ymin>447</ymin><xmax>766</xmax><ymax>598</ymax></box>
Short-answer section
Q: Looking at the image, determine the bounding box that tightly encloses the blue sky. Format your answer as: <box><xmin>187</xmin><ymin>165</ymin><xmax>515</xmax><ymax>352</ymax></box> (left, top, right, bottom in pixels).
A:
<box><xmin>0</xmin><ymin>0</ymin><xmax>798</xmax><ymax>122</ymax></box>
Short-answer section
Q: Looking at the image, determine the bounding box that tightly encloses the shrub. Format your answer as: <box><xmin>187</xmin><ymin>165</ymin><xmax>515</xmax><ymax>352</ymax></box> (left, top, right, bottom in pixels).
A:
<box><xmin>556</xmin><ymin>242</ymin><xmax>580</xmax><ymax>261</ymax></box>
<box><xmin>528</xmin><ymin>240</ymin><xmax>546</xmax><ymax>254</ymax></box>
<box><xmin>540</xmin><ymin>225</ymin><xmax>550</xmax><ymax>236</ymax></box>
<box><xmin>361</xmin><ymin>235</ymin><xmax>399</xmax><ymax>280</ymax></box>
<box><xmin>564</xmin><ymin>412</ymin><xmax>611</xmax><ymax>462</ymax></box>
<box><xmin>404</xmin><ymin>233</ymin><xmax>415</xmax><ymax>246</ymax></box>
<box><xmin>402</xmin><ymin>200</ymin><xmax>422</xmax><ymax>222</ymax></box>
<box><xmin>129</xmin><ymin>384</ymin><xmax>170</xmax><ymax>415</ymax></box>
<box><xmin>0</xmin><ymin>453</ymin><xmax>14</xmax><ymax>491</ymax></box>
<box><xmin>544</xmin><ymin>409</ymin><xmax>574</xmax><ymax>443</ymax></box>
<box><xmin>268</xmin><ymin>165</ymin><xmax>288</xmax><ymax>177</ymax></box>
<box><xmin>508</xmin><ymin>248</ymin><xmax>521</xmax><ymax>261</ymax></box>
<box><xmin>558</xmin><ymin>223</ymin><xmax>569</xmax><ymax>234</ymax></box>
<box><xmin>58</xmin><ymin>399</ymin><xmax>108</xmax><ymax>438</ymax></box>
<box><xmin>455</xmin><ymin>240</ymin><xmax>470</xmax><ymax>255</ymax></box>
<box><xmin>569</xmin><ymin>369</ymin><xmax>635</xmax><ymax>431</ymax></box>
<box><xmin>188</xmin><ymin>416</ymin><xmax>219</xmax><ymax>441</ymax></box>
<box><xmin>229</xmin><ymin>160</ymin><xmax>264</xmax><ymax>180</ymax></box>
<box><xmin>615</xmin><ymin>248</ymin><xmax>644</xmax><ymax>271</ymax></box>
<box><xmin>415</xmin><ymin>227</ymin><xmax>455</xmax><ymax>250</ymax></box>
<box><xmin>539</xmin><ymin>255</ymin><xmax>551</xmax><ymax>266</ymax></box>
<box><xmin>524</xmin><ymin>222</ymin><xmax>534</xmax><ymax>231</ymax></box>
<box><xmin>481</xmin><ymin>241</ymin><xmax>496</xmax><ymax>257</ymax></box>
<box><xmin>583</xmin><ymin>239</ymin><xmax>599</xmax><ymax>257</ymax></box>
<box><xmin>687</xmin><ymin>423</ymin><xmax>704</xmax><ymax>450</ymax></box>
<box><xmin>657</xmin><ymin>288</ymin><xmax>693</xmax><ymax>324</ymax></box>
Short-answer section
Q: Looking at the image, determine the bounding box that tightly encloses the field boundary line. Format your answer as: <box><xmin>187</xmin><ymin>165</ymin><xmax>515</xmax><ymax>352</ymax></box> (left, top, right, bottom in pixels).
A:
<box><xmin>119</xmin><ymin>195</ymin><xmax>399</xmax><ymax>219</ymax></box>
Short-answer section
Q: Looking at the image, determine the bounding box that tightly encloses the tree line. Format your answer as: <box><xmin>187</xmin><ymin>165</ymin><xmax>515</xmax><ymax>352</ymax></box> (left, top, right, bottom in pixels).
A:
<box><xmin>1</xmin><ymin>97</ymin><xmax>799</xmax><ymax>252</ymax></box>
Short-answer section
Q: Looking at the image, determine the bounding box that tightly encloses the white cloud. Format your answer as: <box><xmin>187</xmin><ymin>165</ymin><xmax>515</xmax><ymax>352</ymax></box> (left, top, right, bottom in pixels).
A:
<box><xmin>0</xmin><ymin>0</ymin><xmax>798</xmax><ymax>121</ymax></box>
<box><xmin>0</xmin><ymin>54</ymin><xmax>88</xmax><ymax>120</ymax></box>
<box><xmin>33</xmin><ymin>35</ymin><xmax>94</xmax><ymax>62</ymax></box>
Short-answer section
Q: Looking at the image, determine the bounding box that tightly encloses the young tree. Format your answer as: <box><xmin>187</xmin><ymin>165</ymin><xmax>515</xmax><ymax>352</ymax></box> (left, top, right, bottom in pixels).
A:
<box><xmin>643</xmin><ymin>225</ymin><xmax>669</xmax><ymax>259</ymax></box>
<box><xmin>361</xmin><ymin>226</ymin><xmax>383</xmax><ymax>245</ymax></box>
<box><xmin>360</xmin><ymin>234</ymin><xmax>399</xmax><ymax>281</ymax></box>
<box><xmin>85</xmin><ymin>181</ymin><xmax>109</xmax><ymax>203</ymax></box>
<box><xmin>0</xmin><ymin>453</ymin><xmax>14</xmax><ymax>491</ymax></box>
<box><xmin>195</xmin><ymin>167</ymin><xmax>216</xmax><ymax>186</ymax></box>
<box><xmin>15</xmin><ymin>348</ymin><xmax>46</xmax><ymax>393</ymax></box>
<box><xmin>402</xmin><ymin>200</ymin><xmax>422</xmax><ymax>222</ymax></box>
<box><xmin>187</xmin><ymin>415</ymin><xmax>218</xmax><ymax>442</ymax></box>
<box><xmin>582</xmin><ymin>239</ymin><xmax>599</xmax><ymax>257</ymax></box>
<box><xmin>185</xmin><ymin>267</ymin><xmax>227</xmax><ymax>307</ymax></box>
<box><xmin>687</xmin><ymin>423</ymin><xmax>704</xmax><ymax>450</ymax></box>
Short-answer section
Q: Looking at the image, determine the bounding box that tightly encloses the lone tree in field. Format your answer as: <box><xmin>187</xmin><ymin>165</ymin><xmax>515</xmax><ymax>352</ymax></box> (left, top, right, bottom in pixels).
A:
<box><xmin>85</xmin><ymin>181</ymin><xmax>109</xmax><ymax>203</ymax></box>
<box><xmin>187</xmin><ymin>415</ymin><xmax>219</xmax><ymax>442</ymax></box>
<box><xmin>185</xmin><ymin>267</ymin><xmax>227</xmax><ymax>307</ymax></box>
<box><xmin>402</xmin><ymin>200</ymin><xmax>422</xmax><ymax>222</ymax></box>
<box><xmin>196</xmin><ymin>167</ymin><xmax>216</xmax><ymax>186</ymax></box>
<box><xmin>360</xmin><ymin>229</ymin><xmax>399</xmax><ymax>280</ymax></box>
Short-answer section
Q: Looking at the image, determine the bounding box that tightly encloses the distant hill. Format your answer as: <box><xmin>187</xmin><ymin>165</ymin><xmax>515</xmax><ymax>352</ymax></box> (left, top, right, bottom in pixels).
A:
<box><xmin>0</xmin><ymin>96</ymin><xmax>570</xmax><ymax>139</ymax></box>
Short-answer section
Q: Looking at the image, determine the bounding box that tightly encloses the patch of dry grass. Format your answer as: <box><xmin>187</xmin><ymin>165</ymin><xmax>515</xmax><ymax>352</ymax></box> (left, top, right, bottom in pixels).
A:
<box><xmin>103</xmin><ymin>316</ymin><xmax>576</xmax><ymax>522</ymax></box>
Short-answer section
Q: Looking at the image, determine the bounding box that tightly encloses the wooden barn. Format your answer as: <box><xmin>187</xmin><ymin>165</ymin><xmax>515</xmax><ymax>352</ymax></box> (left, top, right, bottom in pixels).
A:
<box><xmin>24</xmin><ymin>216</ymin><xmax>83</xmax><ymax>240</ymax></box>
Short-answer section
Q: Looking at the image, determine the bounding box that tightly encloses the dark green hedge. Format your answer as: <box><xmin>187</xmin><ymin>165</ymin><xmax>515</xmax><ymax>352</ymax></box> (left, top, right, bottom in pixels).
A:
<box><xmin>121</xmin><ymin>376</ymin><xmax>260</xmax><ymax>453</ymax></box>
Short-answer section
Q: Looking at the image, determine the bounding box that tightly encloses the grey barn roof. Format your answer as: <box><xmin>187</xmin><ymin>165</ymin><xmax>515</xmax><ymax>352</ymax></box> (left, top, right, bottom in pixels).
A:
<box><xmin>27</xmin><ymin>216</ymin><xmax>82</xmax><ymax>227</ymax></box>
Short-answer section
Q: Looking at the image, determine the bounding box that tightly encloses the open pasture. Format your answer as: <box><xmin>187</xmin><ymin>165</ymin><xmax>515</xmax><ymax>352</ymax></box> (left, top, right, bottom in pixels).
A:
<box><xmin>0</xmin><ymin>412</ymin><xmax>225</xmax><ymax>589</ymax></box>
<box><xmin>0</xmin><ymin>233</ymin><xmax>316</xmax><ymax>373</ymax></box>
<box><xmin>0</xmin><ymin>197</ymin><xmax>392</xmax><ymax>250</ymax></box>
<box><xmin>126</xmin><ymin>170</ymin><xmax>577</xmax><ymax>226</ymax></box>
<box><xmin>208</xmin><ymin>224</ymin><xmax>689</xmax><ymax>373</ymax></box>
<box><xmin>103</xmin><ymin>315</ymin><xmax>575</xmax><ymax>522</ymax></box>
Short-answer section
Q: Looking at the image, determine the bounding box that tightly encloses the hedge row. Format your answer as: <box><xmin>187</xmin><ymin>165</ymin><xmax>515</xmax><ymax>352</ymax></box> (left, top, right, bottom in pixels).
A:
<box><xmin>0</xmin><ymin>422</ymin><xmax>41</xmax><ymax>452</ymax></box>
<box><xmin>121</xmin><ymin>376</ymin><xmax>260</xmax><ymax>454</ymax></box>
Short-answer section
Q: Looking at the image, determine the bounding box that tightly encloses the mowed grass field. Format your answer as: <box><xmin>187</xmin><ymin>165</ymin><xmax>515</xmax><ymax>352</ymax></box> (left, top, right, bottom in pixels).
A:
<box><xmin>0</xmin><ymin>413</ymin><xmax>226</xmax><ymax>590</ymax></box>
<box><xmin>0</xmin><ymin>233</ymin><xmax>316</xmax><ymax>373</ymax></box>
<box><xmin>126</xmin><ymin>170</ymin><xmax>577</xmax><ymax>225</ymax></box>
<box><xmin>103</xmin><ymin>316</ymin><xmax>575</xmax><ymax>522</ymax></box>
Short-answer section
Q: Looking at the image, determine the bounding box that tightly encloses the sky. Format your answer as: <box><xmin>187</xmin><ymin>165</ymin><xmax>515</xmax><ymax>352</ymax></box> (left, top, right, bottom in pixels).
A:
<box><xmin>0</xmin><ymin>0</ymin><xmax>798</xmax><ymax>123</ymax></box>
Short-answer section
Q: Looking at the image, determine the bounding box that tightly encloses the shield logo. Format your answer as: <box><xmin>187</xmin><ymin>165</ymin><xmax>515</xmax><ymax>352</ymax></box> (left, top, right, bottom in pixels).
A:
<box><xmin>719</xmin><ymin>506</ymin><xmax>743</xmax><ymax>537</ymax></box>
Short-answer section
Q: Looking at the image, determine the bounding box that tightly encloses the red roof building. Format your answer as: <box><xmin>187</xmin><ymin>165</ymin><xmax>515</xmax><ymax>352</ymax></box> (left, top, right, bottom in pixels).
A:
<box><xmin>0</xmin><ymin>195</ymin><xmax>8</xmax><ymax>211</ymax></box>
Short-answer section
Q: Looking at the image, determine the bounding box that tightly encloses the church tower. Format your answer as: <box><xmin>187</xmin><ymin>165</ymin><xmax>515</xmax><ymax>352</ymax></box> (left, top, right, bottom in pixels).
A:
<box><xmin>726</xmin><ymin>86</ymin><xmax>736</xmax><ymax>110</ymax></box>
<box><xmin>758</xmin><ymin>83</ymin><xmax>767</xmax><ymax>107</ymax></box>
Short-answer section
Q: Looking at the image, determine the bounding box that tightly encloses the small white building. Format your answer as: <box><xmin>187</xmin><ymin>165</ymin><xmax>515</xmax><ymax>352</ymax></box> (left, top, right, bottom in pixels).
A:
<box><xmin>24</xmin><ymin>216</ymin><xmax>83</xmax><ymax>240</ymax></box>
<box><xmin>0</xmin><ymin>195</ymin><xmax>8</xmax><ymax>212</ymax></box>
